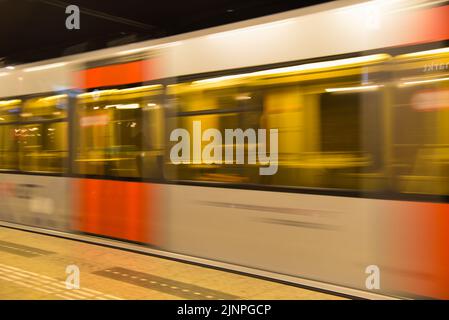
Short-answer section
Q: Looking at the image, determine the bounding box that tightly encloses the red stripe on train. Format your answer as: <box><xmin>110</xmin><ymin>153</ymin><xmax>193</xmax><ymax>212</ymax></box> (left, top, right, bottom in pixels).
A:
<box><xmin>75</xmin><ymin>58</ymin><xmax>161</xmax><ymax>89</ymax></box>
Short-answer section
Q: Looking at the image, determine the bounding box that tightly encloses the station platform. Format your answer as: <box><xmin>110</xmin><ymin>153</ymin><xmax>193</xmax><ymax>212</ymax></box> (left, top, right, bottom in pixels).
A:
<box><xmin>0</xmin><ymin>226</ymin><xmax>343</xmax><ymax>300</ymax></box>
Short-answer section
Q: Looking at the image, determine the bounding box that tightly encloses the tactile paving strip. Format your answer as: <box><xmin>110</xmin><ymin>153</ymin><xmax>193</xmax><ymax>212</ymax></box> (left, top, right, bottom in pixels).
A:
<box><xmin>0</xmin><ymin>263</ymin><xmax>121</xmax><ymax>300</ymax></box>
<box><xmin>0</xmin><ymin>240</ymin><xmax>55</xmax><ymax>257</ymax></box>
<box><xmin>94</xmin><ymin>267</ymin><xmax>240</xmax><ymax>300</ymax></box>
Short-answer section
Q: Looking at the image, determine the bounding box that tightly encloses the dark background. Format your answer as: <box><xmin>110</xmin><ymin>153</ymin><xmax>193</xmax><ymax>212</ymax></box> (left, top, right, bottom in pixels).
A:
<box><xmin>0</xmin><ymin>0</ymin><xmax>330</xmax><ymax>65</ymax></box>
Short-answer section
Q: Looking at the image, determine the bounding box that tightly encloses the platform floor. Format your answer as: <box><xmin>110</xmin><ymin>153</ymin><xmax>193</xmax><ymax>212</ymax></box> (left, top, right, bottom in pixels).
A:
<box><xmin>0</xmin><ymin>226</ymin><xmax>343</xmax><ymax>300</ymax></box>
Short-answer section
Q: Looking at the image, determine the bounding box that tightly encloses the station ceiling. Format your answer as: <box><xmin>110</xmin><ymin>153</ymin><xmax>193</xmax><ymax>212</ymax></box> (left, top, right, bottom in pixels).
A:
<box><xmin>0</xmin><ymin>0</ymin><xmax>330</xmax><ymax>65</ymax></box>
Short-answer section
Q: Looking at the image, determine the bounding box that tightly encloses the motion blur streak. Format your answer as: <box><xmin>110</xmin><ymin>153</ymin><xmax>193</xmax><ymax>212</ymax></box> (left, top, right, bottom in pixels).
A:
<box><xmin>1</xmin><ymin>0</ymin><xmax>449</xmax><ymax>299</ymax></box>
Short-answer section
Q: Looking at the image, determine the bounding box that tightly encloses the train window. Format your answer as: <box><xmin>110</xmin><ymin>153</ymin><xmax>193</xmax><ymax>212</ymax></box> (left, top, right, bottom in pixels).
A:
<box><xmin>392</xmin><ymin>49</ymin><xmax>449</xmax><ymax>195</ymax></box>
<box><xmin>168</xmin><ymin>54</ymin><xmax>390</xmax><ymax>191</ymax></box>
<box><xmin>74</xmin><ymin>85</ymin><xmax>164</xmax><ymax>179</ymax></box>
<box><xmin>166</xmin><ymin>83</ymin><xmax>263</xmax><ymax>183</ymax></box>
<box><xmin>320</xmin><ymin>93</ymin><xmax>361</xmax><ymax>152</ymax></box>
<box><xmin>0</xmin><ymin>99</ymin><xmax>21</xmax><ymax>170</ymax></box>
<box><xmin>17</xmin><ymin>94</ymin><xmax>68</xmax><ymax>173</ymax></box>
<box><xmin>263</xmin><ymin>80</ymin><xmax>385</xmax><ymax>190</ymax></box>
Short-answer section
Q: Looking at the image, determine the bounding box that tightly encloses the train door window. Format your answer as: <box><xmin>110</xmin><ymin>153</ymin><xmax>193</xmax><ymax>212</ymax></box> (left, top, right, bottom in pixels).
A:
<box><xmin>74</xmin><ymin>85</ymin><xmax>164</xmax><ymax>179</ymax></box>
<box><xmin>0</xmin><ymin>99</ymin><xmax>21</xmax><ymax>170</ymax></box>
<box><xmin>392</xmin><ymin>49</ymin><xmax>449</xmax><ymax>195</ymax></box>
<box><xmin>18</xmin><ymin>95</ymin><xmax>68</xmax><ymax>173</ymax></box>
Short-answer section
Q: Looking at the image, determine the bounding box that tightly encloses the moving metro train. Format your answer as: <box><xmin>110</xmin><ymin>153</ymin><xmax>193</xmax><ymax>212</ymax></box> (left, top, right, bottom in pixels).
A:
<box><xmin>1</xmin><ymin>0</ymin><xmax>449</xmax><ymax>299</ymax></box>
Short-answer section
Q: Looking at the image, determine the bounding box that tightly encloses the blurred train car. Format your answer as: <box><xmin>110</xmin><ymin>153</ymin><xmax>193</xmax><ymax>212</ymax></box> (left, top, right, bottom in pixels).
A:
<box><xmin>1</xmin><ymin>0</ymin><xmax>449</xmax><ymax>299</ymax></box>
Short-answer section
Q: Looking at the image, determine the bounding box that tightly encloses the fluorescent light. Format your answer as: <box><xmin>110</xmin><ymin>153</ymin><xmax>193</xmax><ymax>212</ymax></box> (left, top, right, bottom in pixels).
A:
<box><xmin>399</xmin><ymin>47</ymin><xmax>449</xmax><ymax>59</ymax></box>
<box><xmin>325</xmin><ymin>85</ymin><xmax>382</xmax><ymax>93</ymax></box>
<box><xmin>193</xmin><ymin>54</ymin><xmax>390</xmax><ymax>85</ymax></box>
<box><xmin>400</xmin><ymin>77</ymin><xmax>449</xmax><ymax>87</ymax></box>
<box><xmin>0</xmin><ymin>99</ymin><xmax>21</xmax><ymax>106</ymax></box>
<box><xmin>235</xmin><ymin>95</ymin><xmax>252</xmax><ymax>100</ymax></box>
<box><xmin>104</xmin><ymin>103</ymin><xmax>140</xmax><ymax>110</ymax></box>
<box><xmin>145</xmin><ymin>103</ymin><xmax>160</xmax><ymax>110</ymax></box>
<box><xmin>78</xmin><ymin>86</ymin><xmax>161</xmax><ymax>100</ymax></box>
<box><xmin>119</xmin><ymin>84</ymin><xmax>162</xmax><ymax>92</ymax></box>
<box><xmin>23</xmin><ymin>62</ymin><xmax>67</xmax><ymax>72</ymax></box>
<box><xmin>39</xmin><ymin>94</ymin><xmax>67</xmax><ymax>101</ymax></box>
<box><xmin>255</xmin><ymin>54</ymin><xmax>390</xmax><ymax>75</ymax></box>
<box><xmin>77</xmin><ymin>89</ymin><xmax>118</xmax><ymax>98</ymax></box>
<box><xmin>116</xmin><ymin>103</ymin><xmax>140</xmax><ymax>110</ymax></box>
<box><xmin>6</xmin><ymin>66</ymin><xmax>15</xmax><ymax>70</ymax></box>
<box><xmin>193</xmin><ymin>74</ymin><xmax>247</xmax><ymax>85</ymax></box>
